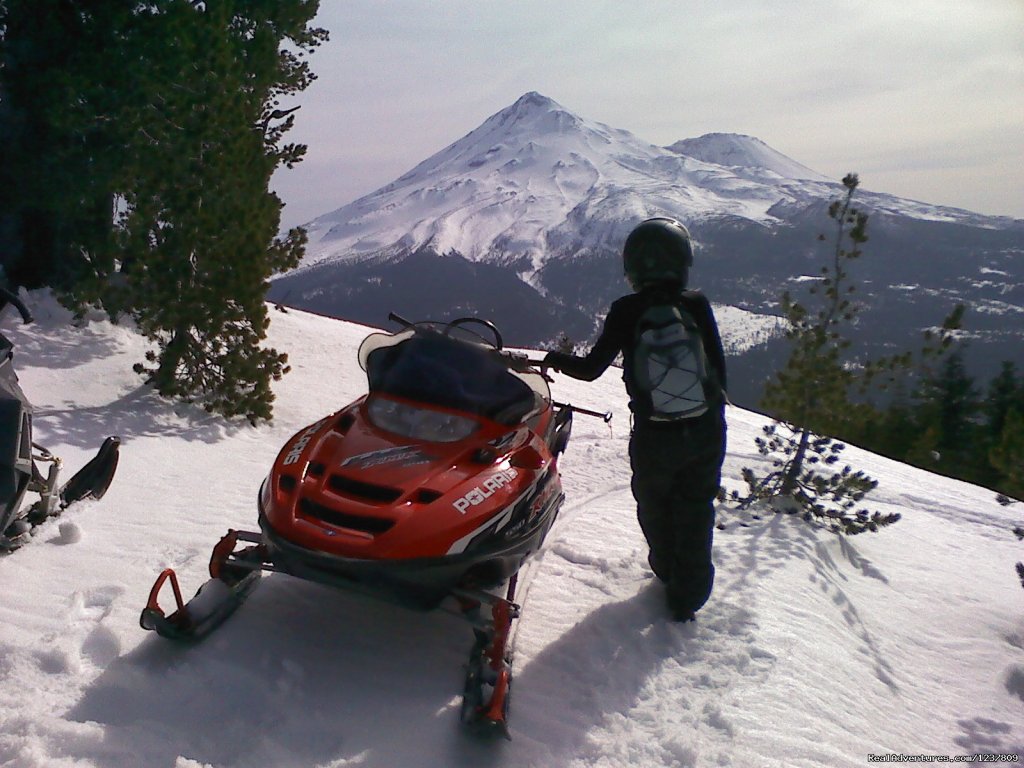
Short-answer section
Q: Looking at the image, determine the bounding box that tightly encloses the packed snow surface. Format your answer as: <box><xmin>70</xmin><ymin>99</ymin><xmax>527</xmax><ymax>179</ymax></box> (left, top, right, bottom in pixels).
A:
<box><xmin>0</xmin><ymin>294</ymin><xmax>1022</xmax><ymax>768</ymax></box>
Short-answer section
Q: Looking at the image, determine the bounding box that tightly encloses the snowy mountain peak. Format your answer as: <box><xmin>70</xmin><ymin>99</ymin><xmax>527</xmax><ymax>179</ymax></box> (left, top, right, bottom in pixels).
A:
<box><xmin>300</xmin><ymin>93</ymin><xmax>838</xmax><ymax>271</ymax></box>
<box><xmin>466</xmin><ymin>90</ymin><xmax>590</xmax><ymax>144</ymax></box>
<box><xmin>502</xmin><ymin>90</ymin><xmax>566</xmax><ymax>118</ymax></box>
<box><xmin>667</xmin><ymin>133</ymin><xmax>831</xmax><ymax>182</ymax></box>
<box><xmin>298</xmin><ymin>93</ymin><xmax>1004</xmax><ymax>277</ymax></box>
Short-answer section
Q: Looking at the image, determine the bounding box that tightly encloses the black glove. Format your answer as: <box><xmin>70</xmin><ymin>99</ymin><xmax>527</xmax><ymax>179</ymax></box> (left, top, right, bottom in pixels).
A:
<box><xmin>542</xmin><ymin>351</ymin><xmax>562</xmax><ymax>372</ymax></box>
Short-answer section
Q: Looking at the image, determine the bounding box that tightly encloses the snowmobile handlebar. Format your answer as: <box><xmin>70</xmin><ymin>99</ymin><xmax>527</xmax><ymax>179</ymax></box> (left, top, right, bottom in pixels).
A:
<box><xmin>388</xmin><ymin>312</ymin><xmax>504</xmax><ymax>349</ymax></box>
<box><xmin>388</xmin><ymin>312</ymin><xmax>414</xmax><ymax>328</ymax></box>
<box><xmin>553</xmin><ymin>401</ymin><xmax>613</xmax><ymax>423</ymax></box>
<box><xmin>0</xmin><ymin>286</ymin><xmax>33</xmax><ymax>325</ymax></box>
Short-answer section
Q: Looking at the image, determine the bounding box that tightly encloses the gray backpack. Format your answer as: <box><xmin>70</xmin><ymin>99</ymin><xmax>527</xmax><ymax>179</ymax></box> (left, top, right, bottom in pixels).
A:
<box><xmin>632</xmin><ymin>303</ymin><xmax>712</xmax><ymax>421</ymax></box>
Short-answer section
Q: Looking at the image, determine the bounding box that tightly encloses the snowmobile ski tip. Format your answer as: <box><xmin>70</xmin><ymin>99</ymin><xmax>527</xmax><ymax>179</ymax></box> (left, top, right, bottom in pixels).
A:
<box><xmin>140</xmin><ymin>529</ymin><xmax>264</xmax><ymax>641</ymax></box>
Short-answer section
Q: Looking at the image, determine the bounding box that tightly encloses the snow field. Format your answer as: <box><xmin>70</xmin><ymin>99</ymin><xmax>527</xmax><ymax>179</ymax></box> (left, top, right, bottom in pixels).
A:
<box><xmin>0</xmin><ymin>296</ymin><xmax>1020</xmax><ymax>767</ymax></box>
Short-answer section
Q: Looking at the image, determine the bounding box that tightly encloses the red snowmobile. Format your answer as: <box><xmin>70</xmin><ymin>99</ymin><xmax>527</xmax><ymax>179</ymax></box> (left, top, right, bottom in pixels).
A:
<box><xmin>141</xmin><ymin>314</ymin><xmax>608</xmax><ymax>735</ymax></box>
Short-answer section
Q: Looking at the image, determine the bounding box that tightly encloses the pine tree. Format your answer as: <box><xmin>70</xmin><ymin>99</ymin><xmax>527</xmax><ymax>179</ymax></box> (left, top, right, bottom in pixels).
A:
<box><xmin>909</xmin><ymin>348</ymin><xmax>982</xmax><ymax>479</ymax></box>
<box><xmin>0</xmin><ymin>1</ymin><xmax>132</xmax><ymax>290</ymax></box>
<box><xmin>985</xmin><ymin>362</ymin><xmax>1022</xmax><ymax>436</ymax></box>
<box><xmin>991</xmin><ymin>408</ymin><xmax>1024</xmax><ymax>502</ymax></box>
<box><xmin>116</xmin><ymin>1</ymin><xmax>325</xmax><ymax>422</ymax></box>
<box><xmin>735</xmin><ymin>174</ymin><xmax>897</xmax><ymax>534</ymax></box>
<box><xmin>987</xmin><ymin>363</ymin><xmax>1024</xmax><ymax>501</ymax></box>
<box><xmin>2</xmin><ymin>1</ymin><xmax>327</xmax><ymax>423</ymax></box>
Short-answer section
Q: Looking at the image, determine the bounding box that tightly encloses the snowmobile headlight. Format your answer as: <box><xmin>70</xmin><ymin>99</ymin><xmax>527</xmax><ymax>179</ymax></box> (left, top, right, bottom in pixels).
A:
<box><xmin>368</xmin><ymin>398</ymin><xmax>478</xmax><ymax>443</ymax></box>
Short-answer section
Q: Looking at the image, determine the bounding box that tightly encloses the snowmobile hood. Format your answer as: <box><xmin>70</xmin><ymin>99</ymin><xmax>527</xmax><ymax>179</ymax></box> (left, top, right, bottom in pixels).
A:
<box><xmin>261</xmin><ymin>394</ymin><xmax>555</xmax><ymax>560</ymax></box>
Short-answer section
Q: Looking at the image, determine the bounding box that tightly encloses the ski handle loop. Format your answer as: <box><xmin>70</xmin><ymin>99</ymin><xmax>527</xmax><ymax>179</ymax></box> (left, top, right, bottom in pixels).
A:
<box><xmin>208</xmin><ymin>529</ymin><xmax>240</xmax><ymax>580</ymax></box>
<box><xmin>145</xmin><ymin>568</ymin><xmax>185</xmax><ymax>619</ymax></box>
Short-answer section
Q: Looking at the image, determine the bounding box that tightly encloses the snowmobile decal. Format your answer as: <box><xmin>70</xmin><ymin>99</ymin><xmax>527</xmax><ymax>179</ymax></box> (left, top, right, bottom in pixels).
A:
<box><xmin>445</xmin><ymin>484</ymin><xmax>533</xmax><ymax>555</ymax></box>
<box><xmin>283</xmin><ymin>418</ymin><xmax>329</xmax><ymax>466</ymax></box>
<box><xmin>341</xmin><ymin>445</ymin><xmax>435</xmax><ymax>469</ymax></box>
<box><xmin>453</xmin><ymin>468</ymin><xmax>519</xmax><ymax>514</ymax></box>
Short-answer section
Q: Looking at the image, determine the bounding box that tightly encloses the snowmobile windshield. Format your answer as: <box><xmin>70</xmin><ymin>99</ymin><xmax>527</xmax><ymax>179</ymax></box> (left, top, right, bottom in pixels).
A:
<box><xmin>359</xmin><ymin>329</ymin><xmax>549</xmax><ymax>426</ymax></box>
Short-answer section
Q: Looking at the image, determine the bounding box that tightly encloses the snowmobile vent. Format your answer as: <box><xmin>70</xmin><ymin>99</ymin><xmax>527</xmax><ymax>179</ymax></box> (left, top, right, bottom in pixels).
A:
<box><xmin>327</xmin><ymin>473</ymin><xmax>403</xmax><ymax>504</ymax></box>
<box><xmin>416</xmin><ymin>489</ymin><xmax>443</xmax><ymax>504</ymax></box>
<box><xmin>298</xmin><ymin>498</ymin><xmax>396</xmax><ymax>535</ymax></box>
<box><xmin>333</xmin><ymin>413</ymin><xmax>355</xmax><ymax>434</ymax></box>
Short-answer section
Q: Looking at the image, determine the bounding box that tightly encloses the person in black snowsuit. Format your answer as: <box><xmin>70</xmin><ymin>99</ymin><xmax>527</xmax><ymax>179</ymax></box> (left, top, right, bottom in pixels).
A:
<box><xmin>543</xmin><ymin>218</ymin><xmax>727</xmax><ymax>621</ymax></box>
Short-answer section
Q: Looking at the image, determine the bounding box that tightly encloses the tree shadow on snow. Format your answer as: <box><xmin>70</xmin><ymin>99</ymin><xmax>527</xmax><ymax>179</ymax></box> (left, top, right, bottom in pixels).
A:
<box><xmin>8</xmin><ymin>302</ymin><xmax>251</xmax><ymax>451</ymax></box>
<box><xmin>720</xmin><ymin>511</ymin><xmax>900</xmax><ymax>693</ymax></box>
<box><xmin>33</xmin><ymin>384</ymin><xmax>246</xmax><ymax>452</ymax></box>
<box><xmin>3</xmin><ymin>311</ymin><xmax>123</xmax><ymax>371</ymax></box>
<box><xmin>954</xmin><ymin>716</ymin><xmax>1023</xmax><ymax>759</ymax></box>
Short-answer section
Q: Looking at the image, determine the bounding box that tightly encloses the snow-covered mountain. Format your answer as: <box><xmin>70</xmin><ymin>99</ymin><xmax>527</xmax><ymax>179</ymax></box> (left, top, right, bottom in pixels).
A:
<box><xmin>269</xmin><ymin>92</ymin><xmax>1024</xmax><ymax>406</ymax></box>
<box><xmin>666</xmin><ymin>132</ymin><xmax>832</xmax><ymax>183</ymax></box>
<box><xmin>1</xmin><ymin>297</ymin><xmax>1022</xmax><ymax>767</ymax></box>
<box><xmin>296</xmin><ymin>92</ymin><xmax>1000</xmax><ymax>276</ymax></box>
<box><xmin>299</xmin><ymin>91</ymin><xmax>840</xmax><ymax>273</ymax></box>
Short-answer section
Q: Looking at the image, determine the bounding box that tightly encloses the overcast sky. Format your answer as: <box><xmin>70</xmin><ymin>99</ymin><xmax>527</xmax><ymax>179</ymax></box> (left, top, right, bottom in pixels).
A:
<box><xmin>271</xmin><ymin>0</ymin><xmax>1024</xmax><ymax>230</ymax></box>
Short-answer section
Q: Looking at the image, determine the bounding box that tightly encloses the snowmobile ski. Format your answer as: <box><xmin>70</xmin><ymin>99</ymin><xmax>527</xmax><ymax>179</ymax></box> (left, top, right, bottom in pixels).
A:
<box><xmin>1</xmin><ymin>436</ymin><xmax>121</xmax><ymax>552</ymax></box>
<box><xmin>140</xmin><ymin>529</ymin><xmax>264</xmax><ymax>641</ymax></box>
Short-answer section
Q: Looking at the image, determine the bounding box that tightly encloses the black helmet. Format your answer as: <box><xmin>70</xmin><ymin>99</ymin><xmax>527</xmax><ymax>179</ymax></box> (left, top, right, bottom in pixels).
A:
<box><xmin>622</xmin><ymin>217</ymin><xmax>693</xmax><ymax>290</ymax></box>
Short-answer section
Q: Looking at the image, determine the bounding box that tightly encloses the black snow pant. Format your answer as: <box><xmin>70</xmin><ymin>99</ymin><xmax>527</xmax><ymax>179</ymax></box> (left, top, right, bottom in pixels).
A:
<box><xmin>629</xmin><ymin>408</ymin><xmax>726</xmax><ymax>618</ymax></box>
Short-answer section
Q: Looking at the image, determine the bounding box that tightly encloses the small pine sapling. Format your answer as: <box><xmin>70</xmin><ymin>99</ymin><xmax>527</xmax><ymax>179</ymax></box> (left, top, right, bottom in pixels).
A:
<box><xmin>731</xmin><ymin>174</ymin><xmax>899</xmax><ymax>534</ymax></box>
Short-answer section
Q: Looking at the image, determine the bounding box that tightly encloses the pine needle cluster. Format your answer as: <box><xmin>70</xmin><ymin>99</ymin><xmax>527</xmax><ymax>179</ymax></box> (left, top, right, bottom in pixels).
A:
<box><xmin>736</xmin><ymin>426</ymin><xmax>895</xmax><ymax>534</ymax></box>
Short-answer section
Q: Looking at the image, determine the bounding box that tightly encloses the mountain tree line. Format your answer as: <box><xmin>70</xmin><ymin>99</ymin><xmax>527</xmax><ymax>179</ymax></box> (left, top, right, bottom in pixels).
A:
<box><xmin>735</xmin><ymin>174</ymin><xmax>1023</xmax><ymax>537</ymax></box>
<box><xmin>841</xmin><ymin>354</ymin><xmax>1024</xmax><ymax>501</ymax></box>
<box><xmin>0</xmin><ymin>0</ymin><xmax>326</xmax><ymax>422</ymax></box>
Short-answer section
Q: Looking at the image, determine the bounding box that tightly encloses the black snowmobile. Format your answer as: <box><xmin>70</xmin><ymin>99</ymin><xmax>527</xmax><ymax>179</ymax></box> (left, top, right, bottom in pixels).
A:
<box><xmin>0</xmin><ymin>286</ymin><xmax>121</xmax><ymax>551</ymax></box>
